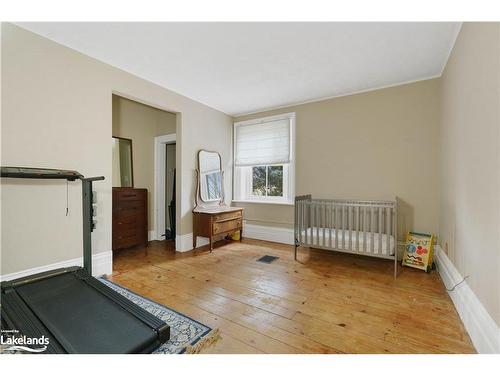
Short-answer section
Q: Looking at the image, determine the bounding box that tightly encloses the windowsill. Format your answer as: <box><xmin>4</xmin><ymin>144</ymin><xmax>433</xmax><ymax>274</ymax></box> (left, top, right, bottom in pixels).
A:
<box><xmin>232</xmin><ymin>200</ymin><xmax>295</xmax><ymax>206</ymax></box>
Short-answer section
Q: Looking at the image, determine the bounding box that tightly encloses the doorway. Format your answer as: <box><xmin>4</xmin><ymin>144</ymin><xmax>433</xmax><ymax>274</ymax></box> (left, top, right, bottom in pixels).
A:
<box><xmin>154</xmin><ymin>134</ymin><xmax>176</xmax><ymax>241</ymax></box>
<box><xmin>164</xmin><ymin>143</ymin><xmax>176</xmax><ymax>240</ymax></box>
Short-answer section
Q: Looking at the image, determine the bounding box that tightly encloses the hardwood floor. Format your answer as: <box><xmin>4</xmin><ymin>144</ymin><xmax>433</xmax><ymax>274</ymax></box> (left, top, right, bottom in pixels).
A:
<box><xmin>110</xmin><ymin>238</ymin><xmax>475</xmax><ymax>354</ymax></box>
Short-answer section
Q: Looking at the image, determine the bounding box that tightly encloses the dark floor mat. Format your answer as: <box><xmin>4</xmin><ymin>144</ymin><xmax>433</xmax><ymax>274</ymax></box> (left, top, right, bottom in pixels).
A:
<box><xmin>257</xmin><ymin>255</ymin><xmax>279</xmax><ymax>264</ymax></box>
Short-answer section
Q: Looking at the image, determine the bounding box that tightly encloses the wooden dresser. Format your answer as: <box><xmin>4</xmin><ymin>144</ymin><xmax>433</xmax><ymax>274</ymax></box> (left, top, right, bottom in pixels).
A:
<box><xmin>112</xmin><ymin>187</ymin><xmax>148</xmax><ymax>252</ymax></box>
<box><xmin>192</xmin><ymin>206</ymin><xmax>243</xmax><ymax>251</ymax></box>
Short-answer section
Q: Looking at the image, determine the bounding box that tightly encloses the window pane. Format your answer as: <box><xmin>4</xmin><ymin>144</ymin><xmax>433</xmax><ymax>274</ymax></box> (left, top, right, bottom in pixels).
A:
<box><xmin>252</xmin><ymin>166</ymin><xmax>266</xmax><ymax>196</ymax></box>
<box><xmin>267</xmin><ymin>166</ymin><xmax>283</xmax><ymax>196</ymax></box>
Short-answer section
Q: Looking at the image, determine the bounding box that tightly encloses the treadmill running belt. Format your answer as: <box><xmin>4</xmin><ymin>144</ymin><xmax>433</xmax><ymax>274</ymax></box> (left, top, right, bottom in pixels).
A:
<box><xmin>16</xmin><ymin>273</ymin><xmax>158</xmax><ymax>353</ymax></box>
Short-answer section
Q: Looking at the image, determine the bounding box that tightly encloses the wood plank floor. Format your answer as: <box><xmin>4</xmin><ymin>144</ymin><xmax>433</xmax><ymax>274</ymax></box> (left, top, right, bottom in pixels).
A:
<box><xmin>110</xmin><ymin>238</ymin><xmax>475</xmax><ymax>354</ymax></box>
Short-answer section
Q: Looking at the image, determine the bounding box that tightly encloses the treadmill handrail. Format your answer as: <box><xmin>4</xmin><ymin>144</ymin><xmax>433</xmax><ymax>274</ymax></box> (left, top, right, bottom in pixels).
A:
<box><xmin>1</xmin><ymin>166</ymin><xmax>84</xmax><ymax>181</ymax></box>
<box><xmin>1</xmin><ymin>165</ymin><xmax>105</xmax><ymax>276</ymax></box>
<box><xmin>81</xmin><ymin>176</ymin><xmax>105</xmax><ymax>182</ymax></box>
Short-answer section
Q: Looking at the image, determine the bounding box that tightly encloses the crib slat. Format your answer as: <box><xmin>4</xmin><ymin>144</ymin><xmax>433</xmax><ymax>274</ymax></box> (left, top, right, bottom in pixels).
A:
<box><xmin>340</xmin><ymin>205</ymin><xmax>343</xmax><ymax>250</ymax></box>
<box><xmin>301</xmin><ymin>200</ymin><xmax>305</xmax><ymax>244</ymax></box>
<box><xmin>387</xmin><ymin>207</ymin><xmax>393</xmax><ymax>255</ymax></box>
<box><xmin>319</xmin><ymin>203</ymin><xmax>325</xmax><ymax>246</ymax></box>
<box><xmin>363</xmin><ymin>206</ymin><xmax>367</xmax><ymax>253</ymax></box>
<box><xmin>329</xmin><ymin>203</ymin><xmax>333</xmax><ymax>248</ymax></box>
<box><xmin>348</xmin><ymin>206</ymin><xmax>352</xmax><ymax>251</ymax></box>
<box><xmin>335</xmin><ymin>205</ymin><xmax>339</xmax><ymax>249</ymax></box>
<box><xmin>320</xmin><ymin>203</ymin><xmax>324</xmax><ymax>247</ymax></box>
<box><xmin>307</xmin><ymin>201</ymin><xmax>310</xmax><ymax>245</ymax></box>
<box><xmin>311</xmin><ymin>203</ymin><xmax>318</xmax><ymax>245</ymax></box>
<box><xmin>323</xmin><ymin>203</ymin><xmax>328</xmax><ymax>247</ymax></box>
<box><xmin>316</xmin><ymin>203</ymin><xmax>320</xmax><ymax>246</ymax></box>
<box><xmin>356</xmin><ymin>206</ymin><xmax>360</xmax><ymax>252</ymax></box>
<box><xmin>311</xmin><ymin>202</ymin><xmax>314</xmax><ymax>246</ymax></box>
<box><xmin>311</xmin><ymin>202</ymin><xmax>318</xmax><ymax>245</ymax></box>
<box><xmin>378</xmin><ymin>207</ymin><xmax>383</xmax><ymax>255</ymax></box>
<box><xmin>296</xmin><ymin>200</ymin><xmax>299</xmax><ymax>244</ymax></box>
<box><xmin>304</xmin><ymin>201</ymin><xmax>308</xmax><ymax>245</ymax></box>
<box><xmin>299</xmin><ymin>200</ymin><xmax>303</xmax><ymax>244</ymax></box>
<box><xmin>370</xmin><ymin>207</ymin><xmax>375</xmax><ymax>254</ymax></box>
<box><xmin>312</xmin><ymin>202</ymin><xmax>316</xmax><ymax>246</ymax></box>
<box><xmin>384</xmin><ymin>207</ymin><xmax>391</xmax><ymax>255</ymax></box>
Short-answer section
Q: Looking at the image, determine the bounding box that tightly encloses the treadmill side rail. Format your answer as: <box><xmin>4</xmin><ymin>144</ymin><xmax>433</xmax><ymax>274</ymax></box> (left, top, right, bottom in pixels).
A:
<box><xmin>1</xmin><ymin>267</ymin><xmax>81</xmax><ymax>289</ymax></box>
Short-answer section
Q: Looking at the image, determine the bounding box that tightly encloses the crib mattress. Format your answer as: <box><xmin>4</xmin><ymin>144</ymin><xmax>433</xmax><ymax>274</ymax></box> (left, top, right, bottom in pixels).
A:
<box><xmin>299</xmin><ymin>227</ymin><xmax>395</xmax><ymax>256</ymax></box>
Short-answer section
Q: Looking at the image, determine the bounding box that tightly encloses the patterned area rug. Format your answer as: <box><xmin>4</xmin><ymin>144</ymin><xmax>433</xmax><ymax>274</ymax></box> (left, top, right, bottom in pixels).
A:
<box><xmin>99</xmin><ymin>278</ymin><xmax>219</xmax><ymax>354</ymax></box>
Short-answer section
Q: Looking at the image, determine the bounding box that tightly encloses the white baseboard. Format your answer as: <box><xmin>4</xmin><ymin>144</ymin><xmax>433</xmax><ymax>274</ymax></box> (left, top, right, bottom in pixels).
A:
<box><xmin>175</xmin><ymin>233</ymin><xmax>209</xmax><ymax>252</ymax></box>
<box><xmin>0</xmin><ymin>251</ymin><xmax>113</xmax><ymax>282</ymax></box>
<box><xmin>175</xmin><ymin>223</ymin><xmax>294</xmax><ymax>251</ymax></box>
<box><xmin>434</xmin><ymin>245</ymin><xmax>500</xmax><ymax>353</ymax></box>
<box><xmin>243</xmin><ymin>222</ymin><xmax>294</xmax><ymax>245</ymax></box>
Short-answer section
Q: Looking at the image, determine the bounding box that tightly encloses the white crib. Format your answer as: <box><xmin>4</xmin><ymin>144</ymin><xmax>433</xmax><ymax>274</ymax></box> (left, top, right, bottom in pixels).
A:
<box><xmin>294</xmin><ymin>195</ymin><xmax>402</xmax><ymax>278</ymax></box>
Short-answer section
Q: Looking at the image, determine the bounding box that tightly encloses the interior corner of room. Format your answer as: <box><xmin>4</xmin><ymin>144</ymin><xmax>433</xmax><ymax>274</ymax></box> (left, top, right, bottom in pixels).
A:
<box><xmin>1</xmin><ymin>21</ymin><xmax>499</xmax><ymax>354</ymax></box>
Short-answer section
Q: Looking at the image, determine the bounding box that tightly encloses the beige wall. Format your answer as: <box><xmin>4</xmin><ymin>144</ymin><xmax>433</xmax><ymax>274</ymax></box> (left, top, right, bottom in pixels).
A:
<box><xmin>1</xmin><ymin>23</ymin><xmax>232</xmax><ymax>275</ymax></box>
<box><xmin>438</xmin><ymin>23</ymin><xmax>500</xmax><ymax>325</ymax></box>
<box><xmin>112</xmin><ymin>95</ymin><xmax>176</xmax><ymax>231</ymax></box>
<box><xmin>234</xmin><ymin>79</ymin><xmax>441</xmax><ymax>237</ymax></box>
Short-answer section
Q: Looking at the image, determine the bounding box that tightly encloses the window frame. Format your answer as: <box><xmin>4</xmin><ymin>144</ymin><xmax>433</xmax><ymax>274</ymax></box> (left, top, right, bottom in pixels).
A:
<box><xmin>233</xmin><ymin>112</ymin><xmax>295</xmax><ymax>205</ymax></box>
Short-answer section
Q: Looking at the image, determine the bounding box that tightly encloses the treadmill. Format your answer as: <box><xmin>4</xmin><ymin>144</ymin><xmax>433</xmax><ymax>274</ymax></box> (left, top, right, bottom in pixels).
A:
<box><xmin>0</xmin><ymin>167</ymin><xmax>170</xmax><ymax>353</ymax></box>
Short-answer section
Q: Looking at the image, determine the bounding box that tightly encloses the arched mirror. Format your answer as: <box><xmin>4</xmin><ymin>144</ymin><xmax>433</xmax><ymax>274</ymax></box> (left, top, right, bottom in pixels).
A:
<box><xmin>195</xmin><ymin>150</ymin><xmax>224</xmax><ymax>208</ymax></box>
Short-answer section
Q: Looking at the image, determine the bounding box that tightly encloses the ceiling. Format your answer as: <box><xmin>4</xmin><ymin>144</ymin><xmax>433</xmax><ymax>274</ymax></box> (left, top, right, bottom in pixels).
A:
<box><xmin>17</xmin><ymin>22</ymin><xmax>460</xmax><ymax>116</ymax></box>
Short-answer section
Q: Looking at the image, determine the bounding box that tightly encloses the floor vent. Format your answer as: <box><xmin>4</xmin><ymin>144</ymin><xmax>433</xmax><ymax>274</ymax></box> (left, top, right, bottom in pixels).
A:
<box><xmin>257</xmin><ymin>255</ymin><xmax>279</xmax><ymax>264</ymax></box>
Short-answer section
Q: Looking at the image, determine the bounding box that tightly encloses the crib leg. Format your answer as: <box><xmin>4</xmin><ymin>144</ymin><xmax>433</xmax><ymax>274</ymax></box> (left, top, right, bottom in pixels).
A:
<box><xmin>294</xmin><ymin>243</ymin><xmax>298</xmax><ymax>261</ymax></box>
<box><xmin>394</xmin><ymin>250</ymin><xmax>398</xmax><ymax>279</ymax></box>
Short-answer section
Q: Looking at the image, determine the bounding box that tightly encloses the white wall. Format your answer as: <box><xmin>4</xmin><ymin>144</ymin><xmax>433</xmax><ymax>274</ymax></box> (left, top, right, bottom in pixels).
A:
<box><xmin>1</xmin><ymin>23</ymin><xmax>232</xmax><ymax>275</ymax></box>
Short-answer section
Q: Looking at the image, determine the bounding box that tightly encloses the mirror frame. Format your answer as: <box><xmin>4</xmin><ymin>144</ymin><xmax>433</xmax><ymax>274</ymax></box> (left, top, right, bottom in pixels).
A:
<box><xmin>112</xmin><ymin>136</ymin><xmax>134</xmax><ymax>188</ymax></box>
<box><xmin>195</xmin><ymin>149</ymin><xmax>224</xmax><ymax>209</ymax></box>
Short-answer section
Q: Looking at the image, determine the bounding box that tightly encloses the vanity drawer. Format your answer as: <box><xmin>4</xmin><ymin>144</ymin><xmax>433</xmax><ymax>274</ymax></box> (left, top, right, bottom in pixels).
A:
<box><xmin>213</xmin><ymin>218</ymin><xmax>242</xmax><ymax>235</ymax></box>
<box><xmin>214</xmin><ymin>211</ymin><xmax>242</xmax><ymax>223</ymax></box>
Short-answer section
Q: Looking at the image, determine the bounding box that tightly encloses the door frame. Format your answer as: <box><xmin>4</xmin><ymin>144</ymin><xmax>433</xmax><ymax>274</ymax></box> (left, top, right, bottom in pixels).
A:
<box><xmin>154</xmin><ymin>134</ymin><xmax>177</xmax><ymax>241</ymax></box>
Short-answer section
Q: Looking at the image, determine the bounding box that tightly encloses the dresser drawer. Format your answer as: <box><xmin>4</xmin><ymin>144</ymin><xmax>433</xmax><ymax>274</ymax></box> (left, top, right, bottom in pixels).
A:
<box><xmin>113</xmin><ymin>232</ymin><xmax>142</xmax><ymax>249</ymax></box>
<box><xmin>213</xmin><ymin>218</ymin><xmax>242</xmax><ymax>235</ymax></box>
<box><xmin>112</xmin><ymin>187</ymin><xmax>148</xmax><ymax>251</ymax></box>
<box><xmin>214</xmin><ymin>210</ymin><xmax>242</xmax><ymax>223</ymax></box>
<box><xmin>113</xmin><ymin>218</ymin><xmax>144</xmax><ymax>231</ymax></box>
<box><xmin>113</xmin><ymin>188</ymin><xmax>147</xmax><ymax>201</ymax></box>
<box><xmin>113</xmin><ymin>201</ymin><xmax>145</xmax><ymax>218</ymax></box>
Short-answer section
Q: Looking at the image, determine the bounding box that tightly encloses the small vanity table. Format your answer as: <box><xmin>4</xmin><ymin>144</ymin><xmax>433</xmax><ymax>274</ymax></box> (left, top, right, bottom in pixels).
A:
<box><xmin>192</xmin><ymin>150</ymin><xmax>243</xmax><ymax>251</ymax></box>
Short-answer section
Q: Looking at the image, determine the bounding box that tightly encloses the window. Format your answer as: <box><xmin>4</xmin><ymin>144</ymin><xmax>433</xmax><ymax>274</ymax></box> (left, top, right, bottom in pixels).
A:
<box><xmin>233</xmin><ymin>113</ymin><xmax>295</xmax><ymax>204</ymax></box>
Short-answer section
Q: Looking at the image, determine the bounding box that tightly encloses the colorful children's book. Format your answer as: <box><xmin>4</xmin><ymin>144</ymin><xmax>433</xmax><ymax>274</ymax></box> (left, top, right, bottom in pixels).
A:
<box><xmin>402</xmin><ymin>232</ymin><xmax>435</xmax><ymax>272</ymax></box>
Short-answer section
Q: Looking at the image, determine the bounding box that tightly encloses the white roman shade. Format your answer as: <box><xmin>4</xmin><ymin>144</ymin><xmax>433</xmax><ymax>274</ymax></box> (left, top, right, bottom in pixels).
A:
<box><xmin>234</xmin><ymin>118</ymin><xmax>291</xmax><ymax>166</ymax></box>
